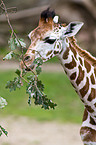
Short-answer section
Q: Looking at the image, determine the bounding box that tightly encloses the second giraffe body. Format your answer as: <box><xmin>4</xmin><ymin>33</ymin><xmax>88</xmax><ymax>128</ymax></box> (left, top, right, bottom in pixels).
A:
<box><xmin>21</xmin><ymin>9</ymin><xmax>96</xmax><ymax>145</ymax></box>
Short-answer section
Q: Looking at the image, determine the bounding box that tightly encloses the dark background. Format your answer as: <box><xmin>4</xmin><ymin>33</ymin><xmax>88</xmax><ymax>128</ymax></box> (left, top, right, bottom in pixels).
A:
<box><xmin>0</xmin><ymin>0</ymin><xmax>96</xmax><ymax>55</ymax></box>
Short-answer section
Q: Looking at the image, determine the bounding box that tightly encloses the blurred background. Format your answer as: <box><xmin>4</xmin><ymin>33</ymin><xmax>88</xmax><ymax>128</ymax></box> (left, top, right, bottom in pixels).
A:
<box><xmin>0</xmin><ymin>0</ymin><xmax>96</xmax><ymax>55</ymax></box>
<box><xmin>0</xmin><ymin>0</ymin><xmax>96</xmax><ymax>145</ymax></box>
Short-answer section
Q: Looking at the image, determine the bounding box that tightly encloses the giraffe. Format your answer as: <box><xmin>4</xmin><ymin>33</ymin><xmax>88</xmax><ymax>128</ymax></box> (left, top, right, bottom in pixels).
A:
<box><xmin>20</xmin><ymin>8</ymin><xmax>96</xmax><ymax>145</ymax></box>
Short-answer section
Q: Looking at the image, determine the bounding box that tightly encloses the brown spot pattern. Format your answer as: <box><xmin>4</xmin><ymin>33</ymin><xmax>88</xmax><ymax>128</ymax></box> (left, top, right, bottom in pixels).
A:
<box><xmin>94</xmin><ymin>68</ymin><xmax>96</xmax><ymax>77</ymax></box>
<box><xmin>80</xmin><ymin>127</ymin><xmax>96</xmax><ymax>142</ymax></box>
<box><xmin>79</xmin><ymin>57</ymin><xmax>83</xmax><ymax>66</ymax></box>
<box><xmin>50</xmin><ymin>54</ymin><xmax>53</xmax><ymax>59</ymax></box>
<box><xmin>94</xmin><ymin>103</ymin><xmax>96</xmax><ymax>107</ymax></box>
<box><xmin>70</xmin><ymin>72</ymin><xmax>76</xmax><ymax>80</ymax></box>
<box><xmin>32</xmin><ymin>50</ymin><xmax>35</xmax><ymax>54</ymax></box>
<box><xmin>46</xmin><ymin>50</ymin><xmax>52</xmax><ymax>56</ymax></box>
<box><xmin>85</xmin><ymin>105</ymin><xmax>94</xmax><ymax>113</ymax></box>
<box><xmin>90</xmin><ymin>116</ymin><xmax>96</xmax><ymax>125</ymax></box>
<box><xmin>59</xmin><ymin>48</ymin><xmax>63</xmax><ymax>54</ymax></box>
<box><xmin>57</xmin><ymin>45</ymin><xmax>59</xmax><ymax>49</ymax></box>
<box><xmin>63</xmin><ymin>48</ymin><xmax>69</xmax><ymax>59</ymax></box>
<box><xmin>79</xmin><ymin>77</ymin><xmax>89</xmax><ymax>98</ymax></box>
<box><xmin>82</xmin><ymin>108</ymin><xmax>88</xmax><ymax>122</ymax></box>
<box><xmin>84</xmin><ymin>60</ymin><xmax>91</xmax><ymax>73</ymax></box>
<box><xmin>68</xmin><ymin>37</ymin><xmax>96</xmax><ymax>67</ymax></box>
<box><xmin>70</xmin><ymin>44</ymin><xmax>77</xmax><ymax>58</ymax></box>
<box><xmin>90</xmin><ymin>74</ymin><xmax>95</xmax><ymax>84</ymax></box>
<box><xmin>54</xmin><ymin>51</ymin><xmax>59</xmax><ymax>54</ymax></box>
<box><xmin>88</xmin><ymin>88</ymin><xmax>96</xmax><ymax>101</ymax></box>
<box><xmin>64</xmin><ymin>56</ymin><xmax>76</xmax><ymax>69</ymax></box>
<box><xmin>76</xmin><ymin>65</ymin><xmax>84</xmax><ymax>86</ymax></box>
<box><xmin>42</xmin><ymin>57</ymin><xmax>46</xmax><ymax>61</ymax></box>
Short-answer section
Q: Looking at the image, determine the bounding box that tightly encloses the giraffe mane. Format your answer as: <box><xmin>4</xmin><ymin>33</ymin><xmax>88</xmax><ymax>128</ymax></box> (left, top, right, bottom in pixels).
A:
<box><xmin>41</xmin><ymin>8</ymin><xmax>55</xmax><ymax>22</ymax></box>
<box><xmin>69</xmin><ymin>37</ymin><xmax>96</xmax><ymax>67</ymax></box>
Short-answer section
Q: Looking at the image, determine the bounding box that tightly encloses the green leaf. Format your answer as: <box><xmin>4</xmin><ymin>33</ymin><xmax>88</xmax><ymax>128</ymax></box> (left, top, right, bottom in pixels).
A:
<box><xmin>0</xmin><ymin>96</ymin><xmax>7</xmax><ymax>109</ymax></box>
<box><xmin>12</xmin><ymin>52</ymin><xmax>20</xmax><ymax>60</ymax></box>
<box><xmin>0</xmin><ymin>125</ymin><xmax>8</xmax><ymax>136</ymax></box>
<box><xmin>28</xmin><ymin>95</ymin><xmax>32</xmax><ymax>105</ymax></box>
<box><xmin>36</xmin><ymin>66</ymin><xmax>42</xmax><ymax>75</ymax></box>
<box><xmin>15</xmin><ymin>69</ymin><xmax>21</xmax><ymax>77</ymax></box>
<box><xmin>25</xmin><ymin>70</ymin><xmax>57</xmax><ymax>109</ymax></box>
<box><xmin>34</xmin><ymin>57</ymin><xmax>43</xmax><ymax>66</ymax></box>
<box><xmin>6</xmin><ymin>77</ymin><xmax>21</xmax><ymax>92</ymax></box>
<box><xmin>37</xmin><ymin>80</ymin><xmax>44</xmax><ymax>92</ymax></box>
<box><xmin>15</xmin><ymin>38</ymin><xmax>26</xmax><ymax>48</ymax></box>
<box><xmin>3</xmin><ymin>51</ymin><xmax>13</xmax><ymax>60</ymax></box>
<box><xmin>8</xmin><ymin>37</ymin><xmax>16</xmax><ymax>50</ymax></box>
<box><xmin>27</xmin><ymin>75</ymin><xmax>34</xmax><ymax>81</ymax></box>
<box><xmin>0</xmin><ymin>130</ymin><xmax>2</xmax><ymax>136</ymax></box>
<box><xmin>26</xmin><ymin>79</ymin><xmax>57</xmax><ymax>109</ymax></box>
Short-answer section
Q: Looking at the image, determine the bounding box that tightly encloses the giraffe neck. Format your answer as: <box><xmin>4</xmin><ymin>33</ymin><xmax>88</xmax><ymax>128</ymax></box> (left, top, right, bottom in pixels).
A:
<box><xmin>57</xmin><ymin>37</ymin><xmax>96</xmax><ymax>119</ymax></box>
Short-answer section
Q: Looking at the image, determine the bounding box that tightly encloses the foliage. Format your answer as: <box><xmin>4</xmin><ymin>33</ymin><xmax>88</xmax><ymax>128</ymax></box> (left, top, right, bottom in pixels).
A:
<box><xmin>5</xmin><ymin>58</ymin><xmax>57</xmax><ymax>109</ymax></box>
<box><xmin>0</xmin><ymin>0</ymin><xmax>57</xmax><ymax>110</ymax></box>
<box><xmin>0</xmin><ymin>0</ymin><xmax>56</xmax><ymax>137</ymax></box>
<box><xmin>1</xmin><ymin>4</ymin><xmax>57</xmax><ymax>110</ymax></box>
<box><xmin>0</xmin><ymin>96</ymin><xmax>8</xmax><ymax>136</ymax></box>
<box><xmin>0</xmin><ymin>71</ymin><xmax>83</xmax><ymax>123</ymax></box>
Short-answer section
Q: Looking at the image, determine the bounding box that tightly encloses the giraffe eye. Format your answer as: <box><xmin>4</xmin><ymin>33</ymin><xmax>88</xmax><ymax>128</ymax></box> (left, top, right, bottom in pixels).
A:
<box><xmin>44</xmin><ymin>37</ymin><xmax>56</xmax><ymax>44</ymax></box>
<box><xmin>24</xmin><ymin>56</ymin><xmax>30</xmax><ymax>61</ymax></box>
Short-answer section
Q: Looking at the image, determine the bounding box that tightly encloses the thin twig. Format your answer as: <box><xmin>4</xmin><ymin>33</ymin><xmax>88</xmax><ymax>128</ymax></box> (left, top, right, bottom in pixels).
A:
<box><xmin>1</xmin><ymin>0</ymin><xmax>38</xmax><ymax>77</ymax></box>
<box><xmin>20</xmin><ymin>75</ymin><xmax>28</xmax><ymax>83</ymax></box>
<box><xmin>1</xmin><ymin>0</ymin><xmax>24</xmax><ymax>56</ymax></box>
<box><xmin>1</xmin><ymin>0</ymin><xmax>44</xmax><ymax>98</ymax></box>
<box><xmin>1</xmin><ymin>0</ymin><xmax>14</xmax><ymax>37</ymax></box>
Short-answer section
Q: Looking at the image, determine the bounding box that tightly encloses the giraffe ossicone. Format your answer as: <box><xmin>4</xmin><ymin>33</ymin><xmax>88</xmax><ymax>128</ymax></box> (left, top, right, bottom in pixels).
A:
<box><xmin>20</xmin><ymin>8</ymin><xmax>96</xmax><ymax>145</ymax></box>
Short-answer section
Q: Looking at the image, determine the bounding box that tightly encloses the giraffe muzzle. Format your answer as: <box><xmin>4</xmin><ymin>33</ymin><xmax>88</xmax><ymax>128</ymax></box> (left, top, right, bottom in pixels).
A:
<box><xmin>25</xmin><ymin>64</ymin><xmax>35</xmax><ymax>71</ymax></box>
<box><xmin>20</xmin><ymin>58</ymin><xmax>35</xmax><ymax>71</ymax></box>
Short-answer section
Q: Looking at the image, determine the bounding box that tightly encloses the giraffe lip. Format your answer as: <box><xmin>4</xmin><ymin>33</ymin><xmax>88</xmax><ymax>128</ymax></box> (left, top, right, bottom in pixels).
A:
<box><xmin>25</xmin><ymin>64</ymin><xmax>35</xmax><ymax>71</ymax></box>
<box><xmin>25</xmin><ymin>68</ymin><xmax>31</xmax><ymax>71</ymax></box>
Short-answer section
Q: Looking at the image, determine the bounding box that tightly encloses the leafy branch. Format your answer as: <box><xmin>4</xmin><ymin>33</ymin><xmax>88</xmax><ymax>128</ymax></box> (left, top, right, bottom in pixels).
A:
<box><xmin>1</xmin><ymin>0</ymin><xmax>57</xmax><ymax>110</ymax></box>
<box><xmin>0</xmin><ymin>0</ymin><xmax>57</xmax><ymax>137</ymax></box>
<box><xmin>6</xmin><ymin>58</ymin><xmax>57</xmax><ymax>109</ymax></box>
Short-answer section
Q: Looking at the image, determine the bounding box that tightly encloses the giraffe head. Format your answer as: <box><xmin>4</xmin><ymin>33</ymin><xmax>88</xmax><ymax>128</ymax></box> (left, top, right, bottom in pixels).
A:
<box><xmin>20</xmin><ymin>8</ymin><xmax>83</xmax><ymax>70</ymax></box>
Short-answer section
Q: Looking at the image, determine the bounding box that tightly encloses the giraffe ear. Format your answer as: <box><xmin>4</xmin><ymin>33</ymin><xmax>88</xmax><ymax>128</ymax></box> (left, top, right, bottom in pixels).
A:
<box><xmin>64</xmin><ymin>22</ymin><xmax>84</xmax><ymax>37</ymax></box>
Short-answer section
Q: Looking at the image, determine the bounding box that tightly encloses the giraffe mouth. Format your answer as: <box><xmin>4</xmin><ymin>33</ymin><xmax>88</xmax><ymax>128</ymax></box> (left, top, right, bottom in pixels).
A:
<box><xmin>25</xmin><ymin>64</ymin><xmax>35</xmax><ymax>71</ymax></box>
